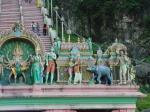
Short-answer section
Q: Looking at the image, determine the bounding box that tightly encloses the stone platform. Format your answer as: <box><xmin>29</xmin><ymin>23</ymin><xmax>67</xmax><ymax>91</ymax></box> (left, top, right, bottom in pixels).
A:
<box><xmin>0</xmin><ymin>84</ymin><xmax>145</xmax><ymax>112</ymax></box>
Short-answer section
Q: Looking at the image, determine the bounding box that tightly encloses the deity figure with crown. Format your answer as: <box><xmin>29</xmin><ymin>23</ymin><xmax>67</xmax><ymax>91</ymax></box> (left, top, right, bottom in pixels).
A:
<box><xmin>3</xmin><ymin>44</ymin><xmax>29</xmax><ymax>83</ymax></box>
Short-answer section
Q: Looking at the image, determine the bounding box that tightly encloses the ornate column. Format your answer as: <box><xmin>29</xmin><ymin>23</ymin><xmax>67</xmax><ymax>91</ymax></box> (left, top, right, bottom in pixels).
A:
<box><xmin>56</xmin><ymin>66</ymin><xmax>60</xmax><ymax>82</ymax></box>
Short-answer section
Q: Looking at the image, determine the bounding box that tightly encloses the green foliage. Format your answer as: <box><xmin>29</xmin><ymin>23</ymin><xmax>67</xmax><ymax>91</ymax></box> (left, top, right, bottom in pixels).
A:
<box><xmin>53</xmin><ymin>0</ymin><xmax>150</xmax><ymax>43</ymax></box>
<box><xmin>143</xmin><ymin>16</ymin><xmax>150</xmax><ymax>29</ymax></box>
<box><xmin>143</xmin><ymin>56</ymin><xmax>150</xmax><ymax>63</ymax></box>
<box><xmin>139</xmin><ymin>85</ymin><xmax>150</xmax><ymax>94</ymax></box>
<box><xmin>137</xmin><ymin>94</ymin><xmax>150</xmax><ymax>111</ymax></box>
<box><xmin>137</xmin><ymin>85</ymin><xmax>150</xmax><ymax>111</ymax></box>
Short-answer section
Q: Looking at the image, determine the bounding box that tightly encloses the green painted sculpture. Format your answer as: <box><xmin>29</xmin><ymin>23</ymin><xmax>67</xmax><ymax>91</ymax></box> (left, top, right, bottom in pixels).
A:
<box><xmin>12</xmin><ymin>22</ymin><xmax>23</xmax><ymax>37</ymax></box>
<box><xmin>2</xmin><ymin>44</ymin><xmax>29</xmax><ymax>83</ymax></box>
<box><xmin>54</xmin><ymin>38</ymin><xmax>61</xmax><ymax>55</ymax></box>
<box><xmin>87</xmin><ymin>37</ymin><xmax>93</xmax><ymax>54</ymax></box>
<box><xmin>70</xmin><ymin>46</ymin><xmax>80</xmax><ymax>60</ymax></box>
<box><xmin>31</xmin><ymin>53</ymin><xmax>43</xmax><ymax>84</ymax></box>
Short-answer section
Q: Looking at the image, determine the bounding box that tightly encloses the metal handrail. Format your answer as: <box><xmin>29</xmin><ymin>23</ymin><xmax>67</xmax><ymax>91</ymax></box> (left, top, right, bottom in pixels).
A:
<box><xmin>19</xmin><ymin>0</ymin><xmax>24</xmax><ymax>26</ymax></box>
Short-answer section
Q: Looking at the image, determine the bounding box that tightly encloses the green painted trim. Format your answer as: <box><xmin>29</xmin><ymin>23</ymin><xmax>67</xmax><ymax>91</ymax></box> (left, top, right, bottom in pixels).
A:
<box><xmin>0</xmin><ymin>97</ymin><xmax>137</xmax><ymax>106</ymax></box>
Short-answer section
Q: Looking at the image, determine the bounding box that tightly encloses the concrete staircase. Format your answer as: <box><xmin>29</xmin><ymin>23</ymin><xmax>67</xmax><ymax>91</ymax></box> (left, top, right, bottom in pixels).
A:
<box><xmin>22</xmin><ymin>1</ymin><xmax>52</xmax><ymax>53</ymax></box>
<box><xmin>0</xmin><ymin>0</ymin><xmax>52</xmax><ymax>53</ymax></box>
<box><xmin>0</xmin><ymin>0</ymin><xmax>20</xmax><ymax>31</ymax></box>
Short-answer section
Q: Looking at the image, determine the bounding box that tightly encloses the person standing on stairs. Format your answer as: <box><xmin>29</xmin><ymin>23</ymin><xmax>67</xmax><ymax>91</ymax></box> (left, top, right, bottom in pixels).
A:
<box><xmin>36</xmin><ymin>0</ymin><xmax>42</xmax><ymax>8</ymax></box>
<box><xmin>36</xmin><ymin>22</ymin><xmax>40</xmax><ymax>36</ymax></box>
<box><xmin>24</xmin><ymin>0</ymin><xmax>32</xmax><ymax>4</ymax></box>
<box><xmin>24</xmin><ymin>0</ymin><xmax>28</xmax><ymax>3</ymax></box>
<box><xmin>31</xmin><ymin>21</ymin><xmax>37</xmax><ymax>33</ymax></box>
<box><xmin>43</xmin><ymin>24</ymin><xmax>48</xmax><ymax>36</ymax></box>
<box><xmin>29</xmin><ymin>0</ymin><xmax>32</xmax><ymax>4</ymax></box>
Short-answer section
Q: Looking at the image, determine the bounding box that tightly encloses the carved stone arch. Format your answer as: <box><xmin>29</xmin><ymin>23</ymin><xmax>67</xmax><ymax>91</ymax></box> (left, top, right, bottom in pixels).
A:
<box><xmin>0</xmin><ymin>26</ymin><xmax>44</xmax><ymax>55</ymax></box>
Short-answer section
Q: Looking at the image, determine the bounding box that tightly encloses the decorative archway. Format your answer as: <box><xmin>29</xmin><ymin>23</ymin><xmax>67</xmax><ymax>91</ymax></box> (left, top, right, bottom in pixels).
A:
<box><xmin>0</xmin><ymin>26</ymin><xmax>44</xmax><ymax>55</ymax></box>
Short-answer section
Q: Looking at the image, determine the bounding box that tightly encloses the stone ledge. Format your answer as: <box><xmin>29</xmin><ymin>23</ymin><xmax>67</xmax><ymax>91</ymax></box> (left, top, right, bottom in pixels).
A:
<box><xmin>0</xmin><ymin>85</ymin><xmax>145</xmax><ymax>98</ymax></box>
<box><xmin>0</xmin><ymin>104</ymin><xmax>136</xmax><ymax>111</ymax></box>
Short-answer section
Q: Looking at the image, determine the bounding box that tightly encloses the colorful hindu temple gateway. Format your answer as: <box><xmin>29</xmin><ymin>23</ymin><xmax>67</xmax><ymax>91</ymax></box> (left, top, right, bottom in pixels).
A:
<box><xmin>0</xmin><ymin>0</ymin><xmax>145</xmax><ymax>112</ymax></box>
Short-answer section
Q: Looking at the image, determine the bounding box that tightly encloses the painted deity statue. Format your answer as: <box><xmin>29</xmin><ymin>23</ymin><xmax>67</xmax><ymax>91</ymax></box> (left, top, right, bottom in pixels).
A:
<box><xmin>70</xmin><ymin>46</ymin><xmax>80</xmax><ymax>60</ymax></box>
<box><xmin>118</xmin><ymin>50</ymin><xmax>131</xmax><ymax>84</ymax></box>
<box><xmin>73</xmin><ymin>53</ymin><xmax>82</xmax><ymax>84</ymax></box>
<box><xmin>12</xmin><ymin>22</ymin><xmax>23</xmax><ymax>37</ymax></box>
<box><xmin>45</xmin><ymin>48</ymin><xmax>57</xmax><ymax>84</ymax></box>
<box><xmin>53</xmin><ymin>38</ymin><xmax>61</xmax><ymax>55</ymax></box>
<box><xmin>96</xmin><ymin>47</ymin><xmax>105</xmax><ymax>65</ymax></box>
<box><xmin>67</xmin><ymin>57</ymin><xmax>74</xmax><ymax>84</ymax></box>
<box><xmin>4</xmin><ymin>44</ymin><xmax>29</xmax><ymax>83</ymax></box>
<box><xmin>11</xmin><ymin>59</ymin><xmax>21</xmax><ymax>83</ymax></box>
<box><xmin>68</xmin><ymin>46</ymin><xmax>82</xmax><ymax>84</ymax></box>
<box><xmin>31</xmin><ymin>52</ymin><xmax>43</xmax><ymax>84</ymax></box>
<box><xmin>128</xmin><ymin>65</ymin><xmax>136</xmax><ymax>84</ymax></box>
<box><xmin>87</xmin><ymin>37</ymin><xmax>93</xmax><ymax>54</ymax></box>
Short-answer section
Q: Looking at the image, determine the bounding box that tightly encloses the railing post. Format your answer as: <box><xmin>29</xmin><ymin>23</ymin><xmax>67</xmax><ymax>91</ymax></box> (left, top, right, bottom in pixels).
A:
<box><xmin>61</xmin><ymin>17</ymin><xmax>64</xmax><ymax>41</ymax></box>
<box><xmin>19</xmin><ymin>0</ymin><xmax>24</xmax><ymax>28</ymax></box>
<box><xmin>50</xmin><ymin>0</ymin><xmax>53</xmax><ymax>22</ymax></box>
<box><xmin>67</xmin><ymin>29</ymin><xmax>71</xmax><ymax>42</ymax></box>
<box><xmin>54</xmin><ymin>6</ymin><xmax>59</xmax><ymax>34</ymax></box>
<box><xmin>0</xmin><ymin>0</ymin><xmax>2</xmax><ymax>13</ymax></box>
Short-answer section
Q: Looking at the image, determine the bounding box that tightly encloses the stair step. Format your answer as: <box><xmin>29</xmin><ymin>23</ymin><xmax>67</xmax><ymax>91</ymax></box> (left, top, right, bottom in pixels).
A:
<box><xmin>2</xmin><ymin>4</ymin><xmax>19</xmax><ymax>6</ymax></box>
<box><xmin>0</xmin><ymin>28</ymin><xmax>10</xmax><ymax>30</ymax></box>
<box><xmin>23</xmin><ymin>7</ymin><xmax>40</xmax><ymax>10</ymax></box>
<box><xmin>0</xmin><ymin>19</ymin><xmax>20</xmax><ymax>22</ymax></box>
<box><xmin>1</xmin><ymin>12</ymin><xmax>20</xmax><ymax>15</ymax></box>
<box><xmin>23</xmin><ymin>16</ymin><xmax>43</xmax><ymax>19</ymax></box>
<box><xmin>0</xmin><ymin>21</ymin><xmax>19</xmax><ymax>24</ymax></box>
<box><xmin>2</xmin><ymin>0</ymin><xmax>19</xmax><ymax>3</ymax></box>
<box><xmin>2</xmin><ymin>8</ymin><xmax>19</xmax><ymax>12</ymax></box>
<box><xmin>23</xmin><ymin>11</ymin><xmax>41</xmax><ymax>15</ymax></box>
<box><xmin>0</xmin><ymin>12</ymin><xmax>20</xmax><ymax>17</ymax></box>
<box><xmin>0</xmin><ymin>18</ymin><xmax>20</xmax><ymax>21</ymax></box>
<box><xmin>0</xmin><ymin>26</ymin><xmax>11</xmax><ymax>28</ymax></box>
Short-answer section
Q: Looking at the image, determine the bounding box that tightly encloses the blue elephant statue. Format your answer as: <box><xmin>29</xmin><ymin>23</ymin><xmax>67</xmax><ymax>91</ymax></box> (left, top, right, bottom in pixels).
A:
<box><xmin>87</xmin><ymin>65</ymin><xmax>113</xmax><ymax>85</ymax></box>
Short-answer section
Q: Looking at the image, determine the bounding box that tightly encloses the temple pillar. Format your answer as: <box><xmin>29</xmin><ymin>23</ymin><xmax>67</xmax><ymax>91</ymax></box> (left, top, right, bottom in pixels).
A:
<box><xmin>43</xmin><ymin>109</ymin><xmax>77</xmax><ymax>112</ymax></box>
<box><xmin>56</xmin><ymin>66</ymin><xmax>60</xmax><ymax>82</ymax></box>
